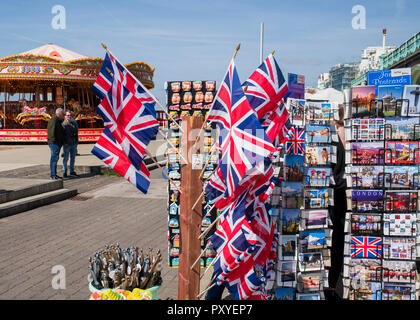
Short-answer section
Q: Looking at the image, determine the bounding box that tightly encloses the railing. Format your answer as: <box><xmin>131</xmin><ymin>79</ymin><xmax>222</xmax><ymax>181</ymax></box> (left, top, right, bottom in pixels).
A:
<box><xmin>381</xmin><ymin>32</ymin><xmax>420</xmax><ymax>69</ymax></box>
<box><xmin>351</xmin><ymin>73</ymin><xmax>367</xmax><ymax>87</ymax></box>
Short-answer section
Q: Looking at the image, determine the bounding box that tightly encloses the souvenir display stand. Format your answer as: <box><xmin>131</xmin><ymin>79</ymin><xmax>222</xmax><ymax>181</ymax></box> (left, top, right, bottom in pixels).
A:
<box><xmin>165</xmin><ymin>80</ymin><xmax>219</xmax><ymax>269</ymax></box>
<box><xmin>342</xmin><ymin>84</ymin><xmax>420</xmax><ymax>300</ymax></box>
<box><xmin>271</xmin><ymin>98</ymin><xmax>338</xmax><ymax>300</ymax></box>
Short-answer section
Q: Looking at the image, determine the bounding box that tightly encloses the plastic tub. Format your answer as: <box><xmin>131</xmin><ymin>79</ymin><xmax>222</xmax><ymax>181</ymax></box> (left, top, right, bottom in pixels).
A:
<box><xmin>89</xmin><ymin>281</ymin><xmax>161</xmax><ymax>300</ymax></box>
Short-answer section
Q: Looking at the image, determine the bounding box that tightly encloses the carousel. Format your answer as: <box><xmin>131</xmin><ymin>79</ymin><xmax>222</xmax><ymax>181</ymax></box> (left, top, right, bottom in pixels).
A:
<box><xmin>0</xmin><ymin>43</ymin><xmax>156</xmax><ymax>142</ymax></box>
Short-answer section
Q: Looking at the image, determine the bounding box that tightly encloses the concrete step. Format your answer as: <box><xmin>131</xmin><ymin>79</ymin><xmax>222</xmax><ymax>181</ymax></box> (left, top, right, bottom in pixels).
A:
<box><xmin>0</xmin><ymin>178</ymin><xmax>63</xmax><ymax>204</ymax></box>
<box><xmin>0</xmin><ymin>188</ymin><xmax>78</xmax><ymax>219</ymax></box>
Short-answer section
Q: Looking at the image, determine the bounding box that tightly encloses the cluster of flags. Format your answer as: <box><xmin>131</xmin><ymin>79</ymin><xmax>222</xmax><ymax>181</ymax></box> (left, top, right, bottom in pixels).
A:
<box><xmin>91</xmin><ymin>46</ymin><xmax>292</xmax><ymax>300</ymax></box>
<box><xmin>91</xmin><ymin>50</ymin><xmax>160</xmax><ymax>194</ymax></box>
<box><xmin>205</xmin><ymin>53</ymin><xmax>291</xmax><ymax>299</ymax></box>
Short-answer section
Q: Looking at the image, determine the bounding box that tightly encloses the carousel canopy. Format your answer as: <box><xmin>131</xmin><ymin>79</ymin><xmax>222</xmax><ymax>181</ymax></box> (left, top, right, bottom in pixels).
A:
<box><xmin>0</xmin><ymin>43</ymin><xmax>154</xmax><ymax>89</ymax></box>
<box><xmin>18</xmin><ymin>43</ymin><xmax>89</xmax><ymax>62</ymax></box>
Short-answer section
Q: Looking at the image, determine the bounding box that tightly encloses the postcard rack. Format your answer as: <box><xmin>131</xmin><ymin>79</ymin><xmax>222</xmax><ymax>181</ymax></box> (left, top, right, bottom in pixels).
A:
<box><xmin>343</xmin><ymin>90</ymin><xmax>420</xmax><ymax>300</ymax></box>
<box><xmin>165</xmin><ymin>81</ymin><xmax>219</xmax><ymax>269</ymax></box>
<box><xmin>269</xmin><ymin>99</ymin><xmax>340</xmax><ymax>300</ymax></box>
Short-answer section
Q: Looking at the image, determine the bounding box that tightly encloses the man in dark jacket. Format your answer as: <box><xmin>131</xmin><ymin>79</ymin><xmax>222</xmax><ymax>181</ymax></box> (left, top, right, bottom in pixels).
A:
<box><xmin>47</xmin><ymin>108</ymin><xmax>65</xmax><ymax>179</ymax></box>
<box><xmin>62</xmin><ymin>111</ymin><xmax>79</xmax><ymax>177</ymax></box>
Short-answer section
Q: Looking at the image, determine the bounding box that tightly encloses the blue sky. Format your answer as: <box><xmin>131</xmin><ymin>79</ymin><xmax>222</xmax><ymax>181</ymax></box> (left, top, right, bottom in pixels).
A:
<box><xmin>0</xmin><ymin>0</ymin><xmax>418</xmax><ymax>103</ymax></box>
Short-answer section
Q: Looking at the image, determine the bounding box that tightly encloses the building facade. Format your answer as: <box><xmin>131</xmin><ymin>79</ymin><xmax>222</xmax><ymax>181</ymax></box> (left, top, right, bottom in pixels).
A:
<box><xmin>329</xmin><ymin>63</ymin><xmax>359</xmax><ymax>91</ymax></box>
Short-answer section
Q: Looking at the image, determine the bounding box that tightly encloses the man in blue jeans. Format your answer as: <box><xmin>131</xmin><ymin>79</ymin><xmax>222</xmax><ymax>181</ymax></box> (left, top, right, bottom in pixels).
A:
<box><xmin>47</xmin><ymin>108</ymin><xmax>65</xmax><ymax>179</ymax></box>
<box><xmin>62</xmin><ymin>111</ymin><xmax>79</xmax><ymax>177</ymax></box>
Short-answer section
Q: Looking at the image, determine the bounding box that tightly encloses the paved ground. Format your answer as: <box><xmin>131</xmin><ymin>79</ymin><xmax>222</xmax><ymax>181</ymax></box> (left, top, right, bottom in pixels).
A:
<box><xmin>0</xmin><ymin>169</ymin><xmax>183</xmax><ymax>300</ymax></box>
<box><xmin>0</xmin><ymin>144</ymin><xmax>217</xmax><ymax>300</ymax></box>
<box><xmin>0</xmin><ymin>139</ymin><xmax>167</xmax><ymax>170</ymax></box>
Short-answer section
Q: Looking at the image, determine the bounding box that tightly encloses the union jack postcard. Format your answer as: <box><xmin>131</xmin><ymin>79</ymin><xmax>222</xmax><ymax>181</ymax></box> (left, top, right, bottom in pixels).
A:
<box><xmin>350</xmin><ymin>236</ymin><xmax>382</xmax><ymax>259</ymax></box>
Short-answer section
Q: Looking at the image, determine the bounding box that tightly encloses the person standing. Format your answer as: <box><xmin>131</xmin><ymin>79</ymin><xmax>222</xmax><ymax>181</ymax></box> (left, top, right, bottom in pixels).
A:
<box><xmin>70</xmin><ymin>111</ymin><xmax>80</xmax><ymax>156</ymax></box>
<box><xmin>326</xmin><ymin>104</ymin><xmax>347</xmax><ymax>300</ymax></box>
<box><xmin>47</xmin><ymin>108</ymin><xmax>65</xmax><ymax>179</ymax></box>
<box><xmin>62</xmin><ymin>111</ymin><xmax>79</xmax><ymax>178</ymax></box>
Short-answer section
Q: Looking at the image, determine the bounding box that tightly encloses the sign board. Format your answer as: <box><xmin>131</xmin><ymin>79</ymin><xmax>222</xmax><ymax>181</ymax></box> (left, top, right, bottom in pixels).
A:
<box><xmin>367</xmin><ymin>68</ymin><xmax>412</xmax><ymax>95</ymax></box>
<box><xmin>288</xmin><ymin>73</ymin><xmax>305</xmax><ymax>99</ymax></box>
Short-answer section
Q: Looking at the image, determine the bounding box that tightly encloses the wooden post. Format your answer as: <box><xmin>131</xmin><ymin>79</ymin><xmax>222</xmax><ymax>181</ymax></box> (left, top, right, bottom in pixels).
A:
<box><xmin>178</xmin><ymin>115</ymin><xmax>204</xmax><ymax>300</ymax></box>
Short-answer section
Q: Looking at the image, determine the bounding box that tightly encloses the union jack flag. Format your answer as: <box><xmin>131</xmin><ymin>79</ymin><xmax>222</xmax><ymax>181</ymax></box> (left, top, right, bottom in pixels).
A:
<box><xmin>243</xmin><ymin>53</ymin><xmax>288</xmax><ymax>120</ymax></box>
<box><xmin>260</xmin><ymin>102</ymin><xmax>293</xmax><ymax>148</ymax></box>
<box><xmin>350</xmin><ymin>236</ymin><xmax>382</xmax><ymax>258</ymax></box>
<box><xmin>284</xmin><ymin>126</ymin><xmax>305</xmax><ymax>155</ymax></box>
<box><xmin>92</xmin><ymin>127</ymin><xmax>151</xmax><ymax>194</ymax></box>
<box><xmin>211</xmin><ymin>190</ymin><xmax>276</xmax><ymax>300</ymax></box>
<box><xmin>92</xmin><ymin>52</ymin><xmax>159</xmax><ymax>170</ymax></box>
<box><xmin>206</xmin><ymin>58</ymin><xmax>275</xmax><ymax>198</ymax></box>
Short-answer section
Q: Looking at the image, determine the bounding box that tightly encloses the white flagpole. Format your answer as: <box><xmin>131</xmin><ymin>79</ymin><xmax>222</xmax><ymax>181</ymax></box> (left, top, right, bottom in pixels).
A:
<box><xmin>259</xmin><ymin>22</ymin><xmax>264</xmax><ymax>64</ymax></box>
<box><xmin>101</xmin><ymin>43</ymin><xmax>183</xmax><ymax>133</ymax></box>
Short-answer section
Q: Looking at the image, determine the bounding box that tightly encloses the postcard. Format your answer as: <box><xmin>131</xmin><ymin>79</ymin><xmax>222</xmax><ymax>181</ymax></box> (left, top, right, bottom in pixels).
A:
<box><xmin>383</xmin><ymin>213</ymin><xmax>417</xmax><ymax>236</ymax></box>
<box><xmin>346</xmin><ymin>142</ymin><xmax>385</xmax><ymax>165</ymax></box>
<box><xmin>385</xmin><ymin>190</ymin><xmax>418</xmax><ymax>212</ymax></box>
<box><xmin>348</xmin><ymin>189</ymin><xmax>383</xmax><ymax>212</ymax></box>
<box><xmin>276</xmin><ymin>261</ymin><xmax>297</xmax><ymax>287</ymax></box>
<box><xmin>305</xmin><ymin>124</ymin><xmax>336</xmax><ymax>144</ymax></box>
<box><xmin>345</xmin><ymin>165</ymin><xmax>384</xmax><ymax>188</ymax></box>
<box><xmin>377</xmin><ymin>85</ymin><xmax>404</xmax><ymax>117</ymax></box>
<box><xmin>304</xmin><ymin>167</ymin><xmax>331</xmax><ymax>187</ymax></box>
<box><xmin>280</xmin><ymin>209</ymin><xmax>300</xmax><ymax>234</ymax></box>
<box><xmin>299</xmin><ymin>229</ymin><xmax>327</xmax><ymax>252</ymax></box>
<box><xmin>304</xmin><ymin>188</ymin><xmax>333</xmax><ymax>209</ymax></box>
<box><xmin>284</xmin><ymin>154</ymin><xmax>304</xmax><ymax>181</ymax></box>
<box><xmin>279</xmin><ymin>235</ymin><xmax>297</xmax><ymax>261</ymax></box>
<box><xmin>297</xmin><ymin>272</ymin><xmax>323</xmax><ymax>292</ymax></box>
<box><xmin>298</xmin><ymin>252</ymin><xmax>323</xmax><ymax>272</ymax></box>
<box><xmin>274</xmin><ymin>288</ymin><xmax>294</xmax><ymax>300</ymax></box>
<box><xmin>349</xmin><ymin>281</ymin><xmax>381</xmax><ymax>300</ymax></box>
<box><xmin>385</xmin><ymin>117</ymin><xmax>420</xmax><ymax>140</ymax></box>
<box><xmin>382</xmin><ymin>260</ymin><xmax>416</xmax><ymax>284</ymax></box>
<box><xmin>344</xmin><ymin>258</ymin><xmax>381</xmax><ymax>282</ymax></box>
<box><xmin>305</xmin><ymin>101</ymin><xmax>338</xmax><ymax>122</ymax></box>
<box><xmin>300</xmin><ymin>209</ymin><xmax>329</xmax><ymax>230</ymax></box>
<box><xmin>383</xmin><ymin>237</ymin><xmax>416</xmax><ymax>260</ymax></box>
<box><xmin>350</xmin><ymin>236</ymin><xmax>382</xmax><ymax>259</ymax></box>
<box><xmin>351</xmin><ymin>85</ymin><xmax>376</xmax><ymax>118</ymax></box>
<box><xmin>281</xmin><ymin>181</ymin><xmax>303</xmax><ymax>209</ymax></box>
<box><xmin>286</xmin><ymin>98</ymin><xmax>305</xmax><ymax>125</ymax></box>
<box><xmin>284</xmin><ymin>126</ymin><xmax>305</xmax><ymax>155</ymax></box>
<box><xmin>350</xmin><ymin>214</ymin><xmax>382</xmax><ymax>236</ymax></box>
<box><xmin>305</xmin><ymin>145</ymin><xmax>336</xmax><ymax>165</ymax></box>
<box><xmin>385</xmin><ymin>141</ymin><xmax>419</xmax><ymax>164</ymax></box>
<box><xmin>384</xmin><ymin>166</ymin><xmax>418</xmax><ymax>189</ymax></box>
<box><xmin>345</xmin><ymin>118</ymin><xmax>385</xmax><ymax>141</ymax></box>
<box><xmin>382</xmin><ymin>283</ymin><xmax>415</xmax><ymax>300</ymax></box>
<box><xmin>296</xmin><ymin>293</ymin><xmax>322</xmax><ymax>300</ymax></box>
<box><xmin>402</xmin><ymin>85</ymin><xmax>420</xmax><ymax>116</ymax></box>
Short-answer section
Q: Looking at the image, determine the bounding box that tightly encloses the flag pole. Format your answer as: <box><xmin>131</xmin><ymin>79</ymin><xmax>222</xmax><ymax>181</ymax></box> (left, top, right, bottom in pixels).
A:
<box><xmin>159</xmin><ymin>128</ymin><xmax>188</xmax><ymax>164</ymax></box>
<box><xmin>193</xmin><ymin>44</ymin><xmax>241</xmax><ymax>147</ymax></box>
<box><xmin>199</xmin><ymin>145</ymin><xmax>217</xmax><ymax>179</ymax></box>
<box><xmin>190</xmin><ymin>242</ymin><xmax>211</xmax><ymax>271</ymax></box>
<box><xmin>198</xmin><ymin>206</ymin><xmax>219</xmax><ymax>240</ymax></box>
<box><xmin>100</xmin><ymin>43</ymin><xmax>183</xmax><ymax>133</ymax></box>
